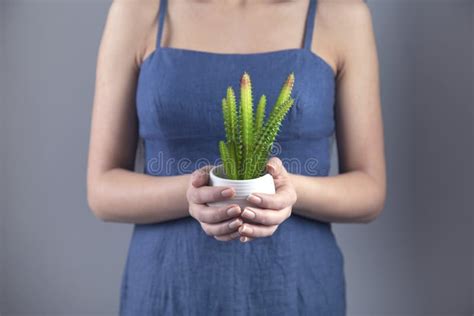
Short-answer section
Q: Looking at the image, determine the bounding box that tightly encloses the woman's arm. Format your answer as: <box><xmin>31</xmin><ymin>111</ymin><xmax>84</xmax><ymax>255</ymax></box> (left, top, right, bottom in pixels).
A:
<box><xmin>290</xmin><ymin>1</ymin><xmax>386</xmax><ymax>223</ymax></box>
<box><xmin>87</xmin><ymin>0</ymin><xmax>191</xmax><ymax>224</ymax></box>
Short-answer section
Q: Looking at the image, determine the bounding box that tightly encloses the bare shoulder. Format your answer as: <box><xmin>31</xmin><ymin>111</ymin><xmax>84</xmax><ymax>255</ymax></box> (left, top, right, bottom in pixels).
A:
<box><xmin>315</xmin><ymin>0</ymin><xmax>375</xmax><ymax>73</ymax></box>
<box><xmin>111</xmin><ymin>0</ymin><xmax>159</xmax><ymax>13</ymax></box>
<box><xmin>317</xmin><ymin>0</ymin><xmax>372</xmax><ymax>26</ymax></box>
<box><xmin>104</xmin><ymin>0</ymin><xmax>160</xmax><ymax>67</ymax></box>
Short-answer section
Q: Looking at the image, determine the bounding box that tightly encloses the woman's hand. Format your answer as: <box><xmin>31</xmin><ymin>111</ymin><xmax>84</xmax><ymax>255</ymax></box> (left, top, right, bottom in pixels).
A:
<box><xmin>238</xmin><ymin>157</ymin><xmax>297</xmax><ymax>242</ymax></box>
<box><xmin>186</xmin><ymin>165</ymin><xmax>244</xmax><ymax>241</ymax></box>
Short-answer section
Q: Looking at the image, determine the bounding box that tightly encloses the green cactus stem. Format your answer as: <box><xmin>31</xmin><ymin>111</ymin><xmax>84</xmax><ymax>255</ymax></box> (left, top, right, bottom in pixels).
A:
<box><xmin>274</xmin><ymin>72</ymin><xmax>295</xmax><ymax>111</ymax></box>
<box><xmin>251</xmin><ymin>97</ymin><xmax>295</xmax><ymax>178</ymax></box>
<box><xmin>226</xmin><ymin>87</ymin><xmax>241</xmax><ymax>178</ymax></box>
<box><xmin>219</xmin><ymin>140</ymin><xmax>231</xmax><ymax>177</ymax></box>
<box><xmin>254</xmin><ymin>94</ymin><xmax>266</xmax><ymax>142</ymax></box>
<box><xmin>218</xmin><ymin>71</ymin><xmax>296</xmax><ymax>180</ymax></box>
<box><xmin>240</xmin><ymin>72</ymin><xmax>254</xmax><ymax>179</ymax></box>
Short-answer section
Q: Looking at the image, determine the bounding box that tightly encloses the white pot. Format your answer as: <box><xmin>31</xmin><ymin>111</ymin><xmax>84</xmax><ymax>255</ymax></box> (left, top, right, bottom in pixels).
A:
<box><xmin>208</xmin><ymin>164</ymin><xmax>275</xmax><ymax>209</ymax></box>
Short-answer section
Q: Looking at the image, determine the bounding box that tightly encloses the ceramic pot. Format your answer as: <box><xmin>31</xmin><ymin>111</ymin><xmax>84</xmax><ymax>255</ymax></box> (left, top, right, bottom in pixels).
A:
<box><xmin>208</xmin><ymin>164</ymin><xmax>275</xmax><ymax>209</ymax></box>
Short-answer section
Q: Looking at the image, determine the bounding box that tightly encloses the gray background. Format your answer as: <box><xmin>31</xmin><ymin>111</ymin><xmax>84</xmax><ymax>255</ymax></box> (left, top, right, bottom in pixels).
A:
<box><xmin>0</xmin><ymin>0</ymin><xmax>472</xmax><ymax>315</ymax></box>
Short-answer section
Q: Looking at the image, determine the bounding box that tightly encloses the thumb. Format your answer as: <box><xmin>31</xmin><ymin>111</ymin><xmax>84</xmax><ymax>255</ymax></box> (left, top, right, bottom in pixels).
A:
<box><xmin>266</xmin><ymin>157</ymin><xmax>285</xmax><ymax>178</ymax></box>
<box><xmin>191</xmin><ymin>165</ymin><xmax>214</xmax><ymax>187</ymax></box>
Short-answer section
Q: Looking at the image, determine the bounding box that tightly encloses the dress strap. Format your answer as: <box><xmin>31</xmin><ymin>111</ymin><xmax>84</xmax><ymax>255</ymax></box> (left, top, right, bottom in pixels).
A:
<box><xmin>303</xmin><ymin>0</ymin><xmax>317</xmax><ymax>50</ymax></box>
<box><xmin>156</xmin><ymin>0</ymin><xmax>168</xmax><ymax>50</ymax></box>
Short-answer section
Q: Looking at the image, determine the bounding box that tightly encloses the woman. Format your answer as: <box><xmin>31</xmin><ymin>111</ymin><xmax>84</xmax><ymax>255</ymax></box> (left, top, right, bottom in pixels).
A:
<box><xmin>87</xmin><ymin>0</ymin><xmax>386</xmax><ymax>314</ymax></box>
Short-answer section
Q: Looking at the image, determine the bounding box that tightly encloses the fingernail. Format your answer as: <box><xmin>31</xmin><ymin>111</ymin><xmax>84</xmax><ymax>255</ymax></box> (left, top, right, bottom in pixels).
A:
<box><xmin>228</xmin><ymin>219</ymin><xmax>242</xmax><ymax>229</ymax></box>
<box><xmin>247</xmin><ymin>194</ymin><xmax>262</xmax><ymax>205</ymax></box>
<box><xmin>267</xmin><ymin>163</ymin><xmax>276</xmax><ymax>174</ymax></box>
<box><xmin>240</xmin><ymin>236</ymin><xmax>248</xmax><ymax>242</ymax></box>
<box><xmin>227</xmin><ymin>206</ymin><xmax>240</xmax><ymax>217</ymax></box>
<box><xmin>242</xmin><ymin>208</ymin><xmax>256</xmax><ymax>219</ymax></box>
<box><xmin>221</xmin><ymin>188</ymin><xmax>234</xmax><ymax>197</ymax></box>
<box><xmin>239</xmin><ymin>224</ymin><xmax>253</xmax><ymax>234</ymax></box>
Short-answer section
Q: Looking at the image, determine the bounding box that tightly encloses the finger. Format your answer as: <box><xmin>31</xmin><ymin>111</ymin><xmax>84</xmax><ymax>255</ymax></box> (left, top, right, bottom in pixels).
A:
<box><xmin>191</xmin><ymin>165</ymin><xmax>214</xmax><ymax>187</ymax></box>
<box><xmin>246</xmin><ymin>185</ymin><xmax>296</xmax><ymax>210</ymax></box>
<box><xmin>192</xmin><ymin>204</ymin><xmax>241</xmax><ymax>224</ymax></box>
<box><xmin>240</xmin><ymin>206</ymin><xmax>290</xmax><ymax>226</ymax></box>
<box><xmin>190</xmin><ymin>185</ymin><xmax>235</xmax><ymax>204</ymax></box>
<box><xmin>201</xmin><ymin>217</ymin><xmax>244</xmax><ymax>237</ymax></box>
<box><xmin>240</xmin><ymin>236</ymin><xmax>254</xmax><ymax>243</ymax></box>
<box><xmin>238</xmin><ymin>222</ymin><xmax>279</xmax><ymax>239</ymax></box>
<box><xmin>214</xmin><ymin>231</ymin><xmax>241</xmax><ymax>242</ymax></box>
<box><xmin>266</xmin><ymin>157</ymin><xmax>286</xmax><ymax>178</ymax></box>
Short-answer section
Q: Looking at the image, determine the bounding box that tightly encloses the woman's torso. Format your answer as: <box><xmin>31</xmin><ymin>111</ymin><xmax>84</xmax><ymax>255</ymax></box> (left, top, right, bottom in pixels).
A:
<box><xmin>120</xmin><ymin>0</ymin><xmax>346</xmax><ymax>314</ymax></box>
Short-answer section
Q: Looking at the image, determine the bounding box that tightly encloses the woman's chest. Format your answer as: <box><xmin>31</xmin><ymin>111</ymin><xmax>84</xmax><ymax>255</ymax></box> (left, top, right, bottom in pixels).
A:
<box><xmin>135</xmin><ymin>50</ymin><xmax>336</xmax><ymax>142</ymax></box>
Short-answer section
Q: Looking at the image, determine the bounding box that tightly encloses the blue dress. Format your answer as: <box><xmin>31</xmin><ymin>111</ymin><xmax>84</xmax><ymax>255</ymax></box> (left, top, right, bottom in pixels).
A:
<box><xmin>119</xmin><ymin>0</ymin><xmax>346</xmax><ymax>314</ymax></box>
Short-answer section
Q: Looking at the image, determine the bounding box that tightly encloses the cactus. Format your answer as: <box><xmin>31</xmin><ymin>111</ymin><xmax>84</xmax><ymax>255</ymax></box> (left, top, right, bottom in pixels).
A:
<box><xmin>219</xmin><ymin>71</ymin><xmax>296</xmax><ymax>180</ymax></box>
<box><xmin>254</xmin><ymin>94</ymin><xmax>266</xmax><ymax>142</ymax></box>
<box><xmin>274</xmin><ymin>72</ymin><xmax>295</xmax><ymax>111</ymax></box>
<box><xmin>239</xmin><ymin>72</ymin><xmax>254</xmax><ymax>179</ymax></box>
